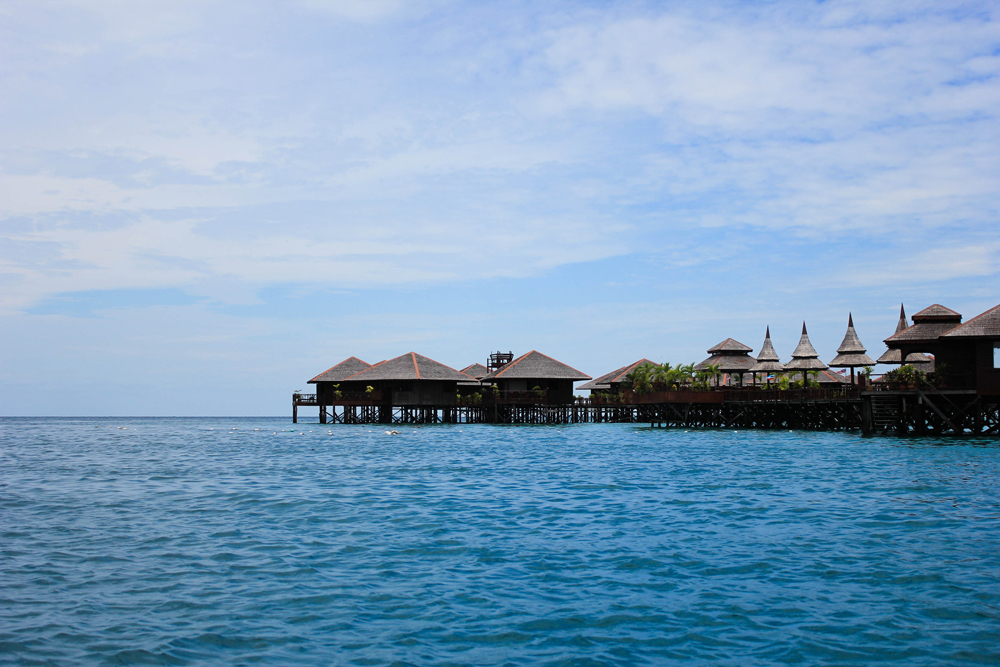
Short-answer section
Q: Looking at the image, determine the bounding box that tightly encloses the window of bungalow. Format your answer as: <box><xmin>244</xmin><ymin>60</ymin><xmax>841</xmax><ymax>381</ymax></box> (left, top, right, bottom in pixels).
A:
<box><xmin>994</xmin><ymin>342</ymin><xmax>1000</xmax><ymax>369</ymax></box>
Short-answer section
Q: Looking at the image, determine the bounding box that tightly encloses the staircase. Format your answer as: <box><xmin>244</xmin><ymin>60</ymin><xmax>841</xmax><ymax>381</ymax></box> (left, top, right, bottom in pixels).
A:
<box><xmin>868</xmin><ymin>394</ymin><xmax>901</xmax><ymax>434</ymax></box>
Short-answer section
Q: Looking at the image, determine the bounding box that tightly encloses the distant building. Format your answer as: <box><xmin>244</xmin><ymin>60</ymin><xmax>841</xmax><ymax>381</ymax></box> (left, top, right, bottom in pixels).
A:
<box><xmin>480</xmin><ymin>351</ymin><xmax>590</xmax><ymax>404</ymax></box>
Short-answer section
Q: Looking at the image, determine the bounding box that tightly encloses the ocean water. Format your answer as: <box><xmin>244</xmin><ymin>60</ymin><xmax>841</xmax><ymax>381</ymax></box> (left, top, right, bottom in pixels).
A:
<box><xmin>2</xmin><ymin>418</ymin><xmax>1000</xmax><ymax>666</ymax></box>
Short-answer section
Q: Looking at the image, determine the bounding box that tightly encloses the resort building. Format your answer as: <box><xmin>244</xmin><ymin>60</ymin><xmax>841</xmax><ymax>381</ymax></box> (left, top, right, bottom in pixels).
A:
<box><xmin>336</xmin><ymin>352</ymin><xmax>474</xmax><ymax>406</ymax></box>
<box><xmin>479</xmin><ymin>350</ymin><xmax>591</xmax><ymax>404</ymax></box>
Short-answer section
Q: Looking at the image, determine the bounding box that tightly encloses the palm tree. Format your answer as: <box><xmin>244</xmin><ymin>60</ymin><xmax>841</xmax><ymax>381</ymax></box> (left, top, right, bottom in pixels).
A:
<box><xmin>651</xmin><ymin>362</ymin><xmax>674</xmax><ymax>390</ymax></box>
<box><xmin>625</xmin><ymin>363</ymin><xmax>655</xmax><ymax>394</ymax></box>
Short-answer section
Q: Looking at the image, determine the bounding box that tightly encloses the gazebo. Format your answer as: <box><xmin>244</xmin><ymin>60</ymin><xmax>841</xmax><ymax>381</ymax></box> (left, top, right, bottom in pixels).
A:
<box><xmin>876</xmin><ymin>304</ymin><xmax>934</xmax><ymax>372</ymax></box>
<box><xmin>784</xmin><ymin>323</ymin><xmax>828</xmax><ymax>386</ymax></box>
<box><xmin>695</xmin><ymin>338</ymin><xmax>756</xmax><ymax>387</ymax></box>
<box><xmin>828</xmin><ymin>314</ymin><xmax>875</xmax><ymax>384</ymax></box>
<box><xmin>748</xmin><ymin>327</ymin><xmax>784</xmax><ymax>386</ymax></box>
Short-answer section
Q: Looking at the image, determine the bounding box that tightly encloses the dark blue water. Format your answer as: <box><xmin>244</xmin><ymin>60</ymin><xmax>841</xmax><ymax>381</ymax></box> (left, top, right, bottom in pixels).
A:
<box><xmin>2</xmin><ymin>418</ymin><xmax>1000</xmax><ymax>665</ymax></box>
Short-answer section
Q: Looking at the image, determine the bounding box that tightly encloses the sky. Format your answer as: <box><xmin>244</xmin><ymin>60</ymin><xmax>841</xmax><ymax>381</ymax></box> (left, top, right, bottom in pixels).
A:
<box><xmin>2</xmin><ymin>0</ymin><xmax>999</xmax><ymax>415</ymax></box>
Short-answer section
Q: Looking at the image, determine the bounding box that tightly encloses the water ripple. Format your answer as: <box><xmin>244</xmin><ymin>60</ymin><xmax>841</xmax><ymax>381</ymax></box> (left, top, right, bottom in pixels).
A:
<box><xmin>2</xmin><ymin>417</ymin><xmax>1000</xmax><ymax>665</ymax></box>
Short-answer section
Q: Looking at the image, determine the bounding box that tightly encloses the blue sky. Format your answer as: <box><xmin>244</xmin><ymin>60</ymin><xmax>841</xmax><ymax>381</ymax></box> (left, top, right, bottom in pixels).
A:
<box><xmin>2</xmin><ymin>0</ymin><xmax>999</xmax><ymax>415</ymax></box>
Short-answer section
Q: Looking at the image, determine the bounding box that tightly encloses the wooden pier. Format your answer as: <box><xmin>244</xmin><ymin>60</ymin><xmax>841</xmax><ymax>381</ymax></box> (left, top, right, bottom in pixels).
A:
<box><xmin>292</xmin><ymin>387</ymin><xmax>999</xmax><ymax>436</ymax></box>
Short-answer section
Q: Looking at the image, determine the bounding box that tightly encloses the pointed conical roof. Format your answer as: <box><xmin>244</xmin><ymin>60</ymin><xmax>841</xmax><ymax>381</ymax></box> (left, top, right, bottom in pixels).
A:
<box><xmin>830</xmin><ymin>314</ymin><xmax>875</xmax><ymax>367</ymax></box>
<box><xmin>480</xmin><ymin>351</ymin><xmax>590</xmax><ymax>381</ymax></box>
<box><xmin>345</xmin><ymin>352</ymin><xmax>473</xmax><ymax>382</ymax></box>
<box><xmin>749</xmin><ymin>326</ymin><xmax>784</xmax><ymax>372</ymax></box>
<box><xmin>877</xmin><ymin>304</ymin><xmax>928</xmax><ymax>364</ymax></box>
<box><xmin>894</xmin><ymin>304</ymin><xmax>908</xmax><ymax>334</ymax></box>
<box><xmin>308</xmin><ymin>356</ymin><xmax>372</xmax><ymax>383</ymax></box>
<box><xmin>785</xmin><ymin>322</ymin><xmax>828</xmax><ymax>371</ymax></box>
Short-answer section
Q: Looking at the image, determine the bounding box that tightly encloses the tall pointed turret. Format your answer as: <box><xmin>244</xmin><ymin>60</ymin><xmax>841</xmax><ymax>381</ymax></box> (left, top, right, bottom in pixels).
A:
<box><xmin>877</xmin><ymin>304</ymin><xmax>933</xmax><ymax>367</ymax></box>
<box><xmin>829</xmin><ymin>314</ymin><xmax>875</xmax><ymax>384</ymax></box>
<box><xmin>748</xmin><ymin>327</ymin><xmax>784</xmax><ymax>385</ymax></box>
<box><xmin>784</xmin><ymin>322</ymin><xmax>828</xmax><ymax>385</ymax></box>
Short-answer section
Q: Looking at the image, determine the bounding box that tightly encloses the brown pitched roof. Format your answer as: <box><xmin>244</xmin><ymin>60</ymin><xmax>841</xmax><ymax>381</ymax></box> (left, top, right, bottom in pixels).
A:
<box><xmin>480</xmin><ymin>350</ymin><xmax>591</xmax><ymax>381</ymax></box>
<box><xmin>785</xmin><ymin>322</ymin><xmax>828</xmax><ymax>371</ymax></box>
<box><xmin>749</xmin><ymin>326</ymin><xmax>784</xmax><ymax>372</ymax></box>
<box><xmin>345</xmin><ymin>352</ymin><xmax>473</xmax><ymax>382</ymax></box>
<box><xmin>885</xmin><ymin>321</ymin><xmax>962</xmax><ymax>345</ymax></box>
<box><xmin>707</xmin><ymin>338</ymin><xmax>753</xmax><ymax>354</ymax></box>
<box><xmin>912</xmin><ymin>304</ymin><xmax>962</xmax><ymax>322</ymax></box>
<box><xmin>695</xmin><ymin>354</ymin><xmax>757</xmax><ymax>373</ymax></box>
<box><xmin>460</xmin><ymin>363</ymin><xmax>489</xmax><ymax>379</ymax></box>
<box><xmin>830</xmin><ymin>314</ymin><xmax>875</xmax><ymax>367</ymax></box>
<box><xmin>942</xmin><ymin>304</ymin><xmax>1000</xmax><ymax>338</ymax></box>
<box><xmin>308</xmin><ymin>357</ymin><xmax>372</xmax><ymax>384</ymax></box>
<box><xmin>578</xmin><ymin>359</ymin><xmax>656</xmax><ymax>391</ymax></box>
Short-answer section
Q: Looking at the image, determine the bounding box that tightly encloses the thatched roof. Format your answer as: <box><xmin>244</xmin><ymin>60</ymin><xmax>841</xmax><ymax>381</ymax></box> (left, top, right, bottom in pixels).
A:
<box><xmin>460</xmin><ymin>363</ymin><xmax>489</xmax><ymax>379</ymax></box>
<box><xmin>480</xmin><ymin>351</ymin><xmax>590</xmax><ymax>381</ymax></box>
<box><xmin>884</xmin><ymin>304</ymin><xmax>962</xmax><ymax>345</ymax></box>
<box><xmin>695</xmin><ymin>353</ymin><xmax>757</xmax><ymax>372</ymax></box>
<box><xmin>785</xmin><ymin>322</ymin><xmax>829</xmax><ymax>371</ymax></box>
<box><xmin>942</xmin><ymin>303</ymin><xmax>1000</xmax><ymax>338</ymax></box>
<box><xmin>696</xmin><ymin>338</ymin><xmax>755</xmax><ymax>372</ymax></box>
<box><xmin>749</xmin><ymin>326</ymin><xmax>784</xmax><ymax>372</ymax></box>
<box><xmin>577</xmin><ymin>359</ymin><xmax>655</xmax><ymax>391</ymax></box>
<box><xmin>308</xmin><ymin>357</ymin><xmax>372</xmax><ymax>384</ymax></box>
<box><xmin>346</xmin><ymin>352</ymin><xmax>473</xmax><ymax>382</ymax></box>
<box><xmin>912</xmin><ymin>304</ymin><xmax>962</xmax><ymax>321</ymax></box>
<box><xmin>830</xmin><ymin>314</ymin><xmax>875</xmax><ymax>367</ymax></box>
<box><xmin>707</xmin><ymin>338</ymin><xmax>753</xmax><ymax>353</ymax></box>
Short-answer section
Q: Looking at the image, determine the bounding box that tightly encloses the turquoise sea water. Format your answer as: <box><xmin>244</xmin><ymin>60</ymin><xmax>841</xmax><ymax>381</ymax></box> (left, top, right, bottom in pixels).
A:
<box><xmin>2</xmin><ymin>418</ymin><xmax>1000</xmax><ymax>666</ymax></box>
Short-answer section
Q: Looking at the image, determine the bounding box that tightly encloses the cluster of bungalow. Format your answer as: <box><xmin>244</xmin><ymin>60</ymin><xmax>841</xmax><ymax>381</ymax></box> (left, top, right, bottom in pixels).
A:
<box><xmin>304</xmin><ymin>303</ymin><xmax>1000</xmax><ymax>407</ymax></box>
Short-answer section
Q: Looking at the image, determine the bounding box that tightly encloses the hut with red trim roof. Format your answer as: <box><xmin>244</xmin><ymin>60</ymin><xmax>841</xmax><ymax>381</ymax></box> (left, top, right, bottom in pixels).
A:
<box><xmin>480</xmin><ymin>351</ymin><xmax>590</xmax><ymax>404</ymax></box>
<box><xmin>308</xmin><ymin>356</ymin><xmax>373</xmax><ymax>404</ymax></box>
<box><xmin>335</xmin><ymin>352</ymin><xmax>476</xmax><ymax>406</ymax></box>
<box><xmin>578</xmin><ymin>359</ymin><xmax>656</xmax><ymax>395</ymax></box>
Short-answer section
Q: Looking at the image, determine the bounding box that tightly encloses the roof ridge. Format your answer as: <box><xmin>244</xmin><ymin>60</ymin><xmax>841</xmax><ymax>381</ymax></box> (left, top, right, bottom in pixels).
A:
<box><xmin>411</xmin><ymin>352</ymin><xmax>420</xmax><ymax>380</ymax></box>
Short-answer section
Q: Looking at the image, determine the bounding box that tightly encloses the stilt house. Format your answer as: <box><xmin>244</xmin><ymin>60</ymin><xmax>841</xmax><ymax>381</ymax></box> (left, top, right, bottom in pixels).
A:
<box><xmin>480</xmin><ymin>351</ymin><xmax>590</xmax><ymax>404</ymax></box>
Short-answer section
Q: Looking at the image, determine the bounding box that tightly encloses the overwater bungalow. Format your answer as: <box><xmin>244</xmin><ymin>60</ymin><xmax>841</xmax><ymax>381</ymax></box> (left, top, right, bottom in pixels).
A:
<box><xmin>695</xmin><ymin>339</ymin><xmax>756</xmax><ymax>386</ymax></box>
<box><xmin>480</xmin><ymin>350</ymin><xmax>591</xmax><ymax>404</ymax></box>
<box><xmin>578</xmin><ymin>359</ymin><xmax>657</xmax><ymax>395</ymax></box>
<box><xmin>308</xmin><ymin>356</ymin><xmax>373</xmax><ymax>404</ymax></box>
<box><xmin>339</xmin><ymin>352</ymin><xmax>475</xmax><ymax>406</ymax></box>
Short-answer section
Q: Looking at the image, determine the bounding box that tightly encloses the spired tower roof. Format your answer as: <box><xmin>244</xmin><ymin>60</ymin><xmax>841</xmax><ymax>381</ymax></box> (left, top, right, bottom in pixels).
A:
<box><xmin>829</xmin><ymin>314</ymin><xmax>875</xmax><ymax>367</ymax></box>
<box><xmin>785</xmin><ymin>322</ymin><xmax>829</xmax><ymax>371</ymax></box>
<box><xmin>749</xmin><ymin>326</ymin><xmax>784</xmax><ymax>372</ymax></box>
<box><xmin>876</xmin><ymin>304</ymin><xmax>932</xmax><ymax>365</ymax></box>
<box><xmin>308</xmin><ymin>357</ymin><xmax>372</xmax><ymax>384</ymax></box>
